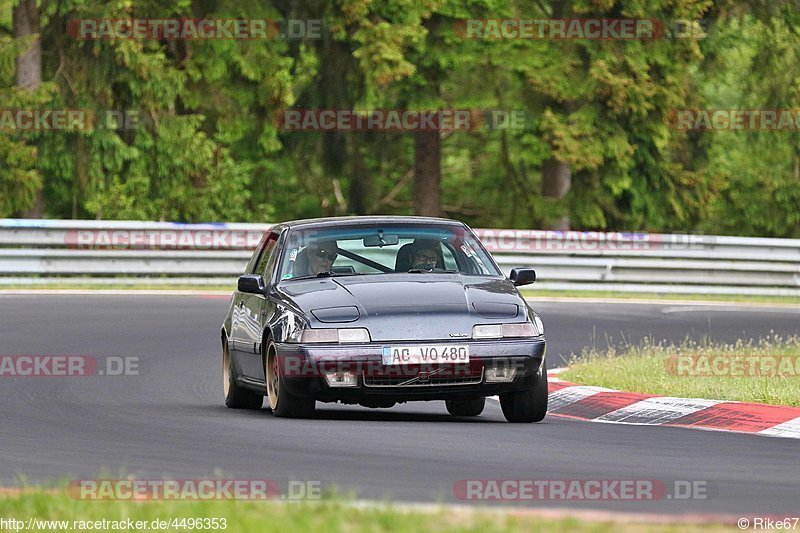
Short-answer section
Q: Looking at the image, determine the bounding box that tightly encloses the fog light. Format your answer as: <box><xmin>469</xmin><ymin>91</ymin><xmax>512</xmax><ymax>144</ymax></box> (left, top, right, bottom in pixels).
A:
<box><xmin>485</xmin><ymin>367</ymin><xmax>517</xmax><ymax>383</ymax></box>
<box><xmin>324</xmin><ymin>370</ymin><xmax>358</xmax><ymax>387</ymax></box>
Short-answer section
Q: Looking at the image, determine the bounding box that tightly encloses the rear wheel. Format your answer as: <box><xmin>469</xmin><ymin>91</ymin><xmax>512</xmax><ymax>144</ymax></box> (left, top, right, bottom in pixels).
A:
<box><xmin>265</xmin><ymin>341</ymin><xmax>316</xmax><ymax>418</ymax></box>
<box><xmin>499</xmin><ymin>363</ymin><xmax>548</xmax><ymax>423</ymax></box>
<box><xmin>223</xmin><ymin>341</ymin><xmax>263</xmax><ymax>409</ymax></box>
<box><xmin>445</xmin><ymin>397</ymin><xmax>485</xmax><ymax>417</ymax></box>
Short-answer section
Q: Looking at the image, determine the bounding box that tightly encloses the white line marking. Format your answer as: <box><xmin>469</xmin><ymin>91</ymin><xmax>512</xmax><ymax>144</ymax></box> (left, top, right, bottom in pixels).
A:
<box><xmin>548</xmin><ymin>385</ymin><xmax>614</xmax><ymax>411</ymax></box>
<box><xmin>660</xmin><ymin>306</ymin><xmax>800</xmax><ymax>315</ymax></box>
<box><xmin>596</xmin><ymin>397</ymin><xmax>723</xmax><ymax>424</ymax></box>
<box><xmin>526</xmin><ymin>296</ymin><xmax>800</xmax><ymax>309</ymax></box>
<box><xmin>758</xmin><ymin>416</ymin><xmax>800</xmax><ymax>439</ymax></box>
<box><xmin>0</xmin><ymin>290</ymin><xmax>231</xmax><ymax>296</ymax></box>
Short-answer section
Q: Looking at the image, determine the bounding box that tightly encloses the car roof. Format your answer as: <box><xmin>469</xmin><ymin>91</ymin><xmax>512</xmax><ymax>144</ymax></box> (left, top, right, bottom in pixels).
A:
<box><xmin>277</xmin><ymin>215</ymin><xmax>468</xmax><ymax>230</ymax></box>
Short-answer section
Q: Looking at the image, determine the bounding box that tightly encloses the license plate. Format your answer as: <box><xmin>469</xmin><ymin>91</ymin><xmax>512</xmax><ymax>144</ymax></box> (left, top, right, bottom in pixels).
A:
<box><xmin>382</xmin><ymin>345</ymin><xmax>470</xmax><ymax>365</ymax></box>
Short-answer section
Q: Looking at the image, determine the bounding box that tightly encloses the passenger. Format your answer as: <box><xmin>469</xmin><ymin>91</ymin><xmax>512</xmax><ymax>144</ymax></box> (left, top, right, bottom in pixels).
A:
<box><xmin>302</xmin><ymin>240</ymin><xmax>339</xmax><ymax>276</ymax></box>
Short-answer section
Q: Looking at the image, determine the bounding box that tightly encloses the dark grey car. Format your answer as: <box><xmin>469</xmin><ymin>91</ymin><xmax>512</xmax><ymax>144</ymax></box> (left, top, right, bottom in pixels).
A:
<box><xmin>221</xmin><ymin>216</ymin><xmax>546</xmax><ymax>422</ymax></box>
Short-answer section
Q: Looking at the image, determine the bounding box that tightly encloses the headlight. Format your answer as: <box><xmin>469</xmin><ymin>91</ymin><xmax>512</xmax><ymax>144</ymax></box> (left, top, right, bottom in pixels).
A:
<box><xmin>472</xmin><ymin>322</ymin><xmax>542</xmax><ymax>339</ymax></box>
<box><xmin>289</xmin><ymin>328</ymin><xmax>371</xmax><ymax>344</ymax></box>
<box><xmin>472</xmin><ymin>324</ymin><xmax>503</xmax><ymax>339</ymax></box>
<box><xmin>336</xmin><ymin>328</ymin><xmax>371</xmax><ymax>343</ymax></box>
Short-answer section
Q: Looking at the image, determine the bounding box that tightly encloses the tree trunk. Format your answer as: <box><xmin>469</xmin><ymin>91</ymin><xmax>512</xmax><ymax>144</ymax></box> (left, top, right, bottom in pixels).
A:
<box><xmin>14</xmin><ymin>0</ymin><xmax>43</xmax><ymax>217</ymax></box>
<box><xmin>319</xmin><ymin>36</ymin><xmax>353</xmax><ymax>212</ymax></box>
<box><xmin>541</xmin><ymin>157</ymin><xmax>571</xmax><ymax>230</ymax></box>
<box><xmin>348</xmin><ymin>133</ymin><xmax>370</xmax><ymax>214</ymax></box>
<box><xmin>14</xmin><ymin>0</ymin><xmax>40</xmax><ymax>89</ymax></box>
<box><xmin>411</xmin><ymin>14</ymin><xmax>443</xmax><ymax>217</ymax></box>
<box><xmin>414</xmin><ymin>130</ymin><xmax>441</xmax><ymax>216</ymax></box>
<box><xmin>538</xmin><ymin>0</ymin><xmax>572</xmax><ymax>230</ymax></box>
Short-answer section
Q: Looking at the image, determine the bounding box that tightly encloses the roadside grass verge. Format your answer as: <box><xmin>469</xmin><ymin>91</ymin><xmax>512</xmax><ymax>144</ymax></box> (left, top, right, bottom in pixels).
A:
<box><xmin>2</xmin><ymin>286</ymin><xmax>799</xmax><ymax>306</ymax></box>
<box><xmin>0</xmin><ymin>489</ymin><xmax>740</xmax><ymax>532</ymax></box>
<box><xmin>0</xmin><ymin>284</ymin><xmax>234</xmax><ymax>292</ymax></box>
<box><xmin>559</xmin><ymin>336</ymin><xmax>800</xmax><ymax>406</ymax></box>
<box><xmin>521</xmin><ymin>289</ymin><xmax>800</xmax><ymax>305</ymax></box>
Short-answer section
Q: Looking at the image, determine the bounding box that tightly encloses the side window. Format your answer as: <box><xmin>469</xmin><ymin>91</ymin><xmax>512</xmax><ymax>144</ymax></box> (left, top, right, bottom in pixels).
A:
<box><xmin>243</xmin><ymin>232</ymin><xmax>269</xmax><ymax>274</ymax></box>
<box><xmin>252</xmin><ymin>233</ymin><xmax>279</xmax><ymax>279</ymax></box>
<box><xmin>261</xmin><ymin>236</ymin><xmax>281</xmax><ymax>282</ymax></box>
<box><xmin>441</xmin><ymin>245</ymin><xmax>457</xmax><ymax>271</ymax></box>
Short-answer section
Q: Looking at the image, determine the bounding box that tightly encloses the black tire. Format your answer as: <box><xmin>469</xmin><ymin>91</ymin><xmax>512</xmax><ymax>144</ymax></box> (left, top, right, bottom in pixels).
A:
<box><xmin>499</xmin><ymin>363</ymin><xmax>548</xmax><ymax>423</ymax></box>
<box><xmin>445</xmin><ymin>397</ymin><xmax>486</xmax><ymax>417</ymax></box>
<box><xmin>265</xmin><ymin>341</ymin><xmax>316</xmax><ymax>418</ymax></box>
<box><xmin>223</xmin><ymin>341</ymin><xmax>263</xmax><ymax>409</ymax></box>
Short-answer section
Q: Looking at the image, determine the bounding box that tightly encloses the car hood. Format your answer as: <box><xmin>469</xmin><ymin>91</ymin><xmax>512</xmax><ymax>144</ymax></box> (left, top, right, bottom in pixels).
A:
<box><xmin>277</xmin><ymin>274</ymin><xmax>529</xmax><ymax>341</ymax></box>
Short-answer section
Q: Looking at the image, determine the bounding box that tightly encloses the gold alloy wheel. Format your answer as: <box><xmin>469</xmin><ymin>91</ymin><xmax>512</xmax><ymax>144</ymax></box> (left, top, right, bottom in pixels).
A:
<box><xmin>223</xmin><ymin>342</ymin><xmax>231</xmax><ymax>397</ymax></box>
<box><xmin>266</xmin><ymin>344</ymin><xmax>280</xmax><ymax>409</ymax></box>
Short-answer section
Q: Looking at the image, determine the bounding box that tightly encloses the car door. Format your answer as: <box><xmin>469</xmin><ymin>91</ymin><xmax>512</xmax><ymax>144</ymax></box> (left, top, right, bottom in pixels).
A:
<box><xmin>231</xmin><ymin>231</ymin><xmax>280</xmax><ymax>380</ymax></box>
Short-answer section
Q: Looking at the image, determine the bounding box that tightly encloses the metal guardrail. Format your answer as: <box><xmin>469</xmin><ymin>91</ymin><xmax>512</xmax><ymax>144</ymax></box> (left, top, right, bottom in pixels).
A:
<box><xmin>1</xmin><ymin>219</ymin><xmax>799</xmax><ymax>295</ymax></box>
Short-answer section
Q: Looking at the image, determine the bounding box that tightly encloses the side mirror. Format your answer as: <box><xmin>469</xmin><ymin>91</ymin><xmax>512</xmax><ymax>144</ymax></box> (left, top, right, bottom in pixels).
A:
<box><xmin>510</xmin><ymin>268</ymin><xmax>536</xmax><ymax>287</ymax></box>
<box><xmin>238</xmin><ymin>274</ymin><xmax>266</xmax><ymax>294</ymax></box>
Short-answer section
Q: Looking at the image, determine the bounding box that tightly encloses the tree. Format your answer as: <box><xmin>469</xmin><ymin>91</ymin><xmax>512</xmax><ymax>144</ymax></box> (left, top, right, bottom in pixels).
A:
<box><xmin>0</xmin><ymin>0</ymin><xmax>48</xmax><ymax>217</ymax></box>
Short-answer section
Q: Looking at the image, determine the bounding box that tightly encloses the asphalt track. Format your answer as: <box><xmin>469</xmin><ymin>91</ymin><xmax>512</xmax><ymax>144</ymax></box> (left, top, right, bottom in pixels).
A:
<box><xmin>1</xmin><ymin>294</ymin><xmax>798</xmax><ymax>516</ymax></box>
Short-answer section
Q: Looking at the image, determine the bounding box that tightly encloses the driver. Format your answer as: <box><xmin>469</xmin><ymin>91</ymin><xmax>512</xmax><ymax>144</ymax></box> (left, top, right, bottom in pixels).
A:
<box><xmin>409</xmin><ymin>240</ymin><xmax>441</xmax><ymax>270</ymax></box>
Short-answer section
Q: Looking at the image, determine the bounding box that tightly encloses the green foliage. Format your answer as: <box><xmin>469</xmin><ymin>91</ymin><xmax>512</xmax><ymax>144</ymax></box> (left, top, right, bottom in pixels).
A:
<box><xmin>0</xmin><ymin>0</ymin><xmax>798</xmax><ymax>236</ymax></box>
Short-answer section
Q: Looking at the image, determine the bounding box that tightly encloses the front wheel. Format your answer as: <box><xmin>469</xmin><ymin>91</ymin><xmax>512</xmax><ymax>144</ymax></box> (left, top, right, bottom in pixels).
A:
<box><xmin>265</xmin><ymin>341</ymin><xmax>316</xmax><ymax>418</ymax></box>
<box><xmin>499</xmin><ymin>363</ymin><xmax>548</xmax><ymax>423</ymax></box>
<box><xmin>223</xmin><ymin>341</ymin><xmax>263</xmax><ymax>409</ymax></box>
<box><xmin>445</xmin><ymin>397</ymin><xmax>485</xmax><ymax>417</ymax></box>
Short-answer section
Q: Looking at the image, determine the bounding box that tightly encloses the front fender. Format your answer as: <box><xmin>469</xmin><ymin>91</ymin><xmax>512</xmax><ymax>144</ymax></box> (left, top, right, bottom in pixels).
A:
<box><xmin>267</xmin><ymin>304</ymin><xmax>309</xmax><ymax>344</ymax></box>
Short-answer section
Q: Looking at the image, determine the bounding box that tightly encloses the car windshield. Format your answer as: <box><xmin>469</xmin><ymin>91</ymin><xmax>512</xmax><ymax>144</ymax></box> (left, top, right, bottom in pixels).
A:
<box><xmin>278</xmin><ymin>223</ymin><xmax>502</xmax><ymax>280</ymax></box>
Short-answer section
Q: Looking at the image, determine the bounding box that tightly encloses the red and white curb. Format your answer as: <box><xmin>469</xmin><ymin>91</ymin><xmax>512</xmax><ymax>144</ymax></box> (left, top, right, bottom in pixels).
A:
<box><xmin>546</xmin><ymin>378</ymin><xmax>800</xmax><ymax>439</ymax></box>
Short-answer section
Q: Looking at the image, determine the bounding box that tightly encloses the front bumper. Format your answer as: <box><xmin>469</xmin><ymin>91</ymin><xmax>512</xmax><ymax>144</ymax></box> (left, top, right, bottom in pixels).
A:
<box><xmin>274</xmin><ymin>338</ymin><xmax>546</xmax><ymax>403</ymax></box>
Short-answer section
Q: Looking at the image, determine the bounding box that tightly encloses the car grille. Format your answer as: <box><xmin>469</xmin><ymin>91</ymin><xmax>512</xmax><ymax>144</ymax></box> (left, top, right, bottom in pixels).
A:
<box><xmin>362</xmin><ymin>368</ymin><xmax>484</xmax><ymax>388</ymax></box>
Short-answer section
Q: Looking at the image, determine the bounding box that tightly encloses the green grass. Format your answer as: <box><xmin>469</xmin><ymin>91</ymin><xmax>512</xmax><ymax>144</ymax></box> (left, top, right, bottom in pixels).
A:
<box><xmin>521</xmin><ymin>289</ymin><xmax>800</xmax><ymax>305</ymax></box>
<box><xmin>2</xmin><ymin>286</ymin><xmax>799</xmax><ymax>305</ymax></box>
<box><xmin>1</xmin><ymin>285</ymin><xmax>798</xmax><ymax>307</ymax></box>
<box><xmin>559</xmin><ymin>337</ymin><xmax>800</xmax><ymax>406</ymax></box>
<box><xmin>0</xmin><ymin>489</ymin><xmax>741</xmax><ymax>532</ymax></box>
<box><xmin>0</xmin><ymin>284</ymin><xmax>234</xmax><ymax>292</ymax></box>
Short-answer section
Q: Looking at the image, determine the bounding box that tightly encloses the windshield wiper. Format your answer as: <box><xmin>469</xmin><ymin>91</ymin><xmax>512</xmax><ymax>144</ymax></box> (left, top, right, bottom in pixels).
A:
<box><xmin>316</xmin><ymin>270</ymin><xmax>359</xmax><ymax>278</ymax></box>
<box><xmin>288</xmin><ymin>271</ymin><xmax>356</xmax><ymax>281</ymax></box>
<box><xmin>407</xmin><ymin>269</ymin><xmax>458</xmax><ymax>274</ymax></box>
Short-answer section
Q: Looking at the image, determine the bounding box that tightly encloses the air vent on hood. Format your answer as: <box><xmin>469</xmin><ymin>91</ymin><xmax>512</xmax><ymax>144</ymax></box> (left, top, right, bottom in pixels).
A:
<box><xmin>311</xmin><ymin>306</ymin><xmax>360</xmax><ymax>323</ymax></box>
<box><xmin>472</xmin><ymin>302</ymin><xmax>519</xmax><ymax>319</ymax></box>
